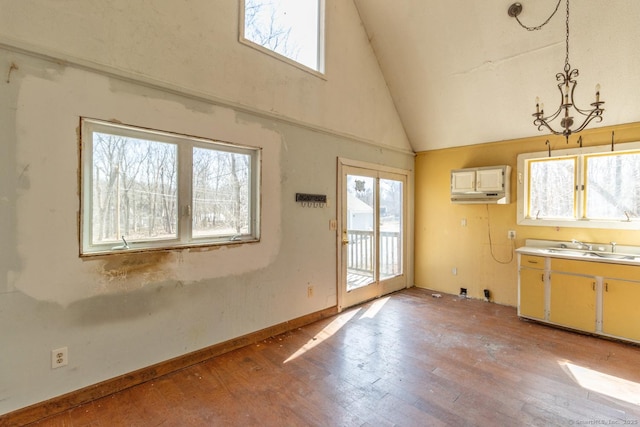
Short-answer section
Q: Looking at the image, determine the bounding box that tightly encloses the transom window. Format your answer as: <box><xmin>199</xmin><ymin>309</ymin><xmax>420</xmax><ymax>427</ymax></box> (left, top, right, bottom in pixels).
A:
<box><xmin>240</xmin><ymin>0</ymin><xmax>324</xmax><ymax>74</ymax></box>
<box><xmin>517</xmin><ymin>142</ymin><xmax>640</xmax><ymax>229</ymax></box>
<box><xmin>80</xmin><ymin>118</ymin><xmax>260</xmax><ymax>256</ymax></box>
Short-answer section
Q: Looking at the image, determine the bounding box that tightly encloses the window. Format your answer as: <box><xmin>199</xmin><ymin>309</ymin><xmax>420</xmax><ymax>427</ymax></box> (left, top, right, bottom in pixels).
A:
<box><xmin>241</xmin><ymin>0</ymin><xmax>324</xmax><ymax>74</ymax></box>
<box><xmin>80</xmin><ymin>118</ymin><xmax>260</xmax><ymax>256</ymax></box>
<box><xmin>528</xmin><ymin>157</ymin><xmax>576</xmax><ymax>219</ymax></box>
<box><xmin>517</xmin><ymin>142</ymin><xmax>640</xmax><ymax>229</ymax></box>
<box><xmin>585</xmin><ymin>152</ymin><xmax>640</xmax><ymax>220</ymax></box>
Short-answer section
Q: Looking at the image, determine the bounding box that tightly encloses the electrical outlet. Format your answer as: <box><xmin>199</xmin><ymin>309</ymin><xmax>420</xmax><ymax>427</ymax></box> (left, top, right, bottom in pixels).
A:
<box><xmin>508</xmin><ymin>230</ymin><xmax>516</xmax><ymax>240</ymax></box>
<box><xmin>51</xmin><ymin>347</ymin><xmax>68</xmax><ymax>369</ymax></box>
<box><xmin>307</xmin><ymin>285</ymin><xmax>314</xmax><ymax>298</ymax></box>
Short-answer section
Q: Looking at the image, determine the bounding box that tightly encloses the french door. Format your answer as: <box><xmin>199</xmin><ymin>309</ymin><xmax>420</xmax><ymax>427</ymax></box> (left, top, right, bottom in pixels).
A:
<box><xmin>338</xmin><ymin>160</ymin><xmax>408</xmax><ymax>310</ymax></box>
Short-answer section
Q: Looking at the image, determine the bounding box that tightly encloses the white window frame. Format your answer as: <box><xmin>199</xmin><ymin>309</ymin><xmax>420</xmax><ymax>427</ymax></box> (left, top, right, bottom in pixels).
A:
<box><xmin>80</xmin><ymin>118</ymin><xmax>261</xmax><ymax>256</ymax></box>
<box><xmin>239</xmin><ymin>0</ymin><xmax>326</xmax><ymax>77</ymax></box>
<box><xmin>517</xmin><ymin>141</ymin><xmax>640</xmax><ymax>230</ymax></box>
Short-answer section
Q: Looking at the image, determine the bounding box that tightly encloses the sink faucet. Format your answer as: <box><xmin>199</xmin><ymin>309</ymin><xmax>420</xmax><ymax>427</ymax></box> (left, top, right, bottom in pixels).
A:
<box><xmin>572</xmin><ymin>239</ymin><xmax>592</xmax><ymax>250</ymax></box>
<box><xmin>611</xmin><ymin>241</ymin><xmax>617</xmax><ymax>253</ymax></box>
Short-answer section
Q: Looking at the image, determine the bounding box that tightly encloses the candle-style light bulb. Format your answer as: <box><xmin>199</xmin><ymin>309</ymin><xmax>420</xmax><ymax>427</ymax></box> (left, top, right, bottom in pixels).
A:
<box><xmin>536</xmin><ymin>96</ymin><xmax>540</xmax><ymax>114</ymax></box>
<box><xmin>595</xmin><ymin>83</ymin><xmax>601</xmax><ymax>103</ymax></box>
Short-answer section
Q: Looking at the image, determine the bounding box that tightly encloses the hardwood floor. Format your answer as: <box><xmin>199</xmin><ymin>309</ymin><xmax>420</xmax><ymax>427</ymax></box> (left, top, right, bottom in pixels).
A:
<box><xmin>25</xmin><ymin>288</ymin><xmax>640</xmax><ymax>426</ymax></box>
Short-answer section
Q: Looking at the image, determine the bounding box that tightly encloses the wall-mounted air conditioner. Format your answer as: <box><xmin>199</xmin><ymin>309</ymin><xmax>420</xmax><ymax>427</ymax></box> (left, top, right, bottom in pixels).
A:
<box><xmin>451</xmin><ymin>165</ymin><xmax>511</xmax><ymax>204</ymax></box>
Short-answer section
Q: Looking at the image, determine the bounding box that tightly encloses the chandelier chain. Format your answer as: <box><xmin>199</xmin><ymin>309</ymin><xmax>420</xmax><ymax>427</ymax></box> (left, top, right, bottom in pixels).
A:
<box><xmin>564</xmin><ymin>0</ymin><xmax>570</xmax><ymax>72</ymax></box>
<box><xmin>514</xmin><ymin>0</ymin><xmax>562</xmax><ymax>31</ymax></box>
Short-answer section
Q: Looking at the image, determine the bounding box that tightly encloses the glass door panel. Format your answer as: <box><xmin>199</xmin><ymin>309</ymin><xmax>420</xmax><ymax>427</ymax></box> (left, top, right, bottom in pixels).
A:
<box><xmin>379</xmin><ymin>178</ymin><xmax>403</xmax><ymax>280</ymax></box>
<box><xmin>346</xmin><ymin>174</ymin><xmax>376</xmax><ymax>291</ymax></box>
<box><xmin>339</xmin><ymin>163</ymin><xmax>407</xmax><ymax>310</ymax></box>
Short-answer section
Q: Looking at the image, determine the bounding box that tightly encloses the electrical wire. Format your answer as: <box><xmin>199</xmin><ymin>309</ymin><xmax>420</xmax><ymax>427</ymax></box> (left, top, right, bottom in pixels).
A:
<box><xmin>486</xmin><ymin>204</ymin><xmax>515</xmax><ymax>265</ymax></box>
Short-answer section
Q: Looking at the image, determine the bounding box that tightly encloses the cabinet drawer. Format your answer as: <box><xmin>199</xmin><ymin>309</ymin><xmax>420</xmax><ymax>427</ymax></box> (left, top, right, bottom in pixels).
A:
<box><xmin>520</xmin><ymin>255</ymin><xmax>545</xmax><ymax>268</ymax></box>
<box><xmin>551</xmin><ymin>258</ymin><xmax>640</xmax><ymax>280</ymax></box>
<box><xmin>551</xmin><ymin>258</ymin><xmax>602</xmax><ymax>276</ymax></box>
<box><xmin>600</xmin><ymin>264</ymin><xmax>640</xmax><ymax>282</ymax></box>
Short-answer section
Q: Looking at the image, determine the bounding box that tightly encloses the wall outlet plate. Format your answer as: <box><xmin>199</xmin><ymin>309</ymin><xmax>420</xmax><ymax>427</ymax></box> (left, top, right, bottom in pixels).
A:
<box><xmin>52</xmin><ymin>347</ymin><xmax>68</xmax><ymax>369</ymax></box>
<box><xmin>508</xmin><ymin>230</ymin><xmax>516</xmax><ymax>240</ymax></box>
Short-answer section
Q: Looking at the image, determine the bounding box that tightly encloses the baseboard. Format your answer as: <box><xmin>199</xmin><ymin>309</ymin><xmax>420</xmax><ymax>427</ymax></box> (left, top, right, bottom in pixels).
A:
<box><xmin>1</xmin><ymin>306</ymin><xmax>338</xmax><ymax>427</ymax></box>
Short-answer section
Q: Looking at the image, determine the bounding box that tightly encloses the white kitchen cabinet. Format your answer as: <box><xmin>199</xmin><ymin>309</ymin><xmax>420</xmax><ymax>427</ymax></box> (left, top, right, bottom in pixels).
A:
<box><xmin>450</xmin><ymin>165</ymin><xmax>511</xmax><ymax>204</ymax></box>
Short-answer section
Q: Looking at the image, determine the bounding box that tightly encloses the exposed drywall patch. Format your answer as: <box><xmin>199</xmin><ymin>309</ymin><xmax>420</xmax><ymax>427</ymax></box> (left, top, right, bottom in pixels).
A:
<box><xmin>68</xmin><ymin>279</ymin><xmax>179</xmax><ymax>325</ymax></box>
<box><xmin>0</xmin><ymin>51</ymin><xmax>23</xmax><ymax>295</ymax></box>
<box><xmin>11</xmin><ymin>53</ymin><xmax>284</xmax><ymax>305</ymax></box>
<box><xmin>184</xmin><ymin>244</ymin><xmax>225</xmax><ymax>253</ymax></box>
<box><xmin>95</xmin><ymin>251</ymin><xmax>175</xmax><ymax>294</ymax></box>
<box><xmin>5</xmin><ymin>270</ymin><xmax>18</xmax><ymax>293</ymax></box>
<box><xmin>16</xmin><ymin>163</ymin><xmax>30</xmax><ymax>190</ymax></box>
<box><xmin>4</xmin><ymin>55</ymin><xmax>67</xmax><ymax>87</ymax></box>
<box><xmin>6</xmin><ymin>61</ymin><xmax>18</xmax><ymax>83</ymax></box>
<box><xmin>108</xmin><ymin>78</ymin><xmax>216</xmax><ymax>117</ymax></box>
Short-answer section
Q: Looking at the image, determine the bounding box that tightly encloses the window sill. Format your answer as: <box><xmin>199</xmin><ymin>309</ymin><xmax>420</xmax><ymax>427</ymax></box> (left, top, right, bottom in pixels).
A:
<box><xmin>239</xmin><ymin>38</ymin><xmax>326</xmax><ymax>80</ymax></box>
<box><xmin>80</xmin><ymin>238</ymin><xmax>260</xmax><ymax>258</ymax></box>
<box><xmin>517</xmin><ymin>217</ymin><xmax>639</xmax><ymax>231</ymax></box>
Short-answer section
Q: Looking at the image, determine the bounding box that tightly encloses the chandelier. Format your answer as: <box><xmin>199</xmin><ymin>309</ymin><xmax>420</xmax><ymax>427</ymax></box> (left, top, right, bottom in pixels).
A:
<box><xmin>508</xmin><ymin>0</ymin><xmax>604</xmax><ymax>142</ymax></box>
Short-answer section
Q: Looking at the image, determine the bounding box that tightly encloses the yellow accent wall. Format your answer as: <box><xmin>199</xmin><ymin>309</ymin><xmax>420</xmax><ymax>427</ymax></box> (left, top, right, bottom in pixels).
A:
<box><xmin>415</xmin><ymin>122</ymin><xmax>640</xmax><ymax>306</ymax></box>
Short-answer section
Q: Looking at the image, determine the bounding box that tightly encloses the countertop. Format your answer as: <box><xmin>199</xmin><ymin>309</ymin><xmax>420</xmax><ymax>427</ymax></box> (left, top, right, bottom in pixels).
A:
<box><xmin>516</xmin><ymin>239</ymin><xmax>640</xmax><ymax>267</ymax></box>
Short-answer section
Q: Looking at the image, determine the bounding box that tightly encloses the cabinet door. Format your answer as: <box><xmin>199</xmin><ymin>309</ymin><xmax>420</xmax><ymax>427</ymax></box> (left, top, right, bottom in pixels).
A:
<box><xmin>476</xmin><ymin>168</ymin><xmax>504</xmax><ymax>192</ymax></box>
<box><xmin>451</xmin><ymin>170</ymin><xmax>476</xmax><ymax>193</ymax></box>
<box><xmin>549</xmin><ymin>273</ymin><xmax>596</xmax><ymax>332</ymax></box>
<box><xmin>603</xmin><ymin>279</ymin><xmax>640</xmax><ymax>341</ymax></box>
<box><xmin>519</xmin><ymin>268</ymin><xmax>545</xmax><ymax>320</ymax></box>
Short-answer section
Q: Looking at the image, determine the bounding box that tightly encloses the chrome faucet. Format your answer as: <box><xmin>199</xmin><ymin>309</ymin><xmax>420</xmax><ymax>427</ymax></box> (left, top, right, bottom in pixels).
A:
<box><xmin>611</xmin><ymin>241</ymin><xmax>617</xmax><ymax>253</ymax></box>
<box><xmin>572</xmin><ymin>239</ymin><xmax>592</xmax><ymax>251</ymax></box>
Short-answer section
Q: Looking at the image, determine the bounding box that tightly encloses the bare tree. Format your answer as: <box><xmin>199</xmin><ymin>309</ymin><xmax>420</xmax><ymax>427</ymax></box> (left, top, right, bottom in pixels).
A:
<box><xmin>244</xmin><ymin>0</ymin><xmax>300</xmax><ymax>61</ymax></box>
<box><xmin>92</xmin><ymin>134</ymin><xmax>250</xmax><ymax>243</ymax></box>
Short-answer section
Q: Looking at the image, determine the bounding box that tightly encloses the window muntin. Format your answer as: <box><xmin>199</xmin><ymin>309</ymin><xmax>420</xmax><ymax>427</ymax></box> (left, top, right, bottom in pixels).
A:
<box><xmin>81</xmin><ymin>118</ymin><xmax>260</xmax><ymax>255</ymax></box>
<box><xmin>517</xmin><ymin>142</ymin><xmax>640</xmax><ymax>229</ymax></box>
<box><xmin>528</xmin><ymin>157</ymin><xmax>576</xmax><ymax>220</ymax></box>
<box><xmin>241</xmin><ymin>0</ymin><xmax>324</xmax><ymax>73</ymax></box>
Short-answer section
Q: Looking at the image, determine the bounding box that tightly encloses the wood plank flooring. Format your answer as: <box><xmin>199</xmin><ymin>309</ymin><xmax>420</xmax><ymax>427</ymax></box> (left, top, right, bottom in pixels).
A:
<box><xmin>26</xmin><ymin>288</ymin><xmax>640</xmax><ymax>426</ymax></box>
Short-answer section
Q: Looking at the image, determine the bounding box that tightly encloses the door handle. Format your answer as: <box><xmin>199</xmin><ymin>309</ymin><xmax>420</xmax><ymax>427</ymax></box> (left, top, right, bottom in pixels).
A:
<box><xmin>342</xmin><ymin>239</ymin><xmax>350</xmax><ymax>245</ymax></box>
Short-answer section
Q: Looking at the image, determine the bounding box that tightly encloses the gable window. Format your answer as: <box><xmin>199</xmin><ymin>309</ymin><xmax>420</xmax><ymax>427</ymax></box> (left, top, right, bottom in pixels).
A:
<box><xmin>517</xmin><ymin>142</ymin><xmax>640</xmax><ymax>230</ymax></box>
<box><xmin>240</xmin><ymin>0</ymin><xmax>324</xmax><ymax>74</ymax></box>
<box><xmin>80</xmin><ymin>118</ymin><xmax>260</xmax><ymax>256</ymax></box>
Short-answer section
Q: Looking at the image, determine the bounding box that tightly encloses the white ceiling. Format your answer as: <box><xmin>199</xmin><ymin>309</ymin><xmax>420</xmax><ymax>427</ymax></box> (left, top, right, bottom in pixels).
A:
<box><xmin>353</xmin><ymin>0</ymin><xmax>640</xmax><ymax>152</ymax></box>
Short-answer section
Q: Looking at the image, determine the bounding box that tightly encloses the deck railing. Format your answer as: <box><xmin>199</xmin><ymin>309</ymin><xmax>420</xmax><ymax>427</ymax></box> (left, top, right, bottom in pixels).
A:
<box><xmin>347</xmin><ymin>230</ymin><xmax>401</xmax><ymax>277</ymax></box>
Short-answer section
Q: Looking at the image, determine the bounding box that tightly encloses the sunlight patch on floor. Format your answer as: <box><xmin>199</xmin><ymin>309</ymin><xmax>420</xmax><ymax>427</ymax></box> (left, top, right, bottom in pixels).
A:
<box><xmin>360</xmin><ymin>296</ymin><xmax>390</xmax><ymax>319</ymax></box>
<box><xmin>284</xmin><ymin>308</ymin><xmax>361</xmax><ymax>363</ymax></box>
<box><xmin>560</xmin><ymin>361</ymin><xmax>640</xmax><ymax>405</ymax></box>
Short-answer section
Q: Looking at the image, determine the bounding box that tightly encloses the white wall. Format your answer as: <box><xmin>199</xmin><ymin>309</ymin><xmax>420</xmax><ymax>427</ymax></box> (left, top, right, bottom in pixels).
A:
<box><xmin>0</xmin><ymin>1</ymin><xmax>414</xmax><ymax>415</ymax></box>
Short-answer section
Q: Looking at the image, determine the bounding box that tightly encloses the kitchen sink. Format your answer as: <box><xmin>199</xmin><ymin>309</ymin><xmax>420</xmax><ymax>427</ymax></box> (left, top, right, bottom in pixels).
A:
<box><xmin>585</xmin><ymin>252</ymin><xmax>636</xmax><ymax>260</ymax></box>
<box><xmin>544</xmin><ymin>248</ymin><xmax>588</xmax><ymax>257</ymax></box>
<box><xmin>544</xmin><ymin>247</ymin><xmax>636</xmax><ymax>260</ymax></box>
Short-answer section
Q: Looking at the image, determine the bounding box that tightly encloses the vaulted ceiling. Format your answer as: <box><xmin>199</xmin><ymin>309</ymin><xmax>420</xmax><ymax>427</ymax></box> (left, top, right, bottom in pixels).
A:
<box><xmin>354</xmin><ymin>0</ymin><xmax>640</xmax><ymax>152</ymax></box>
